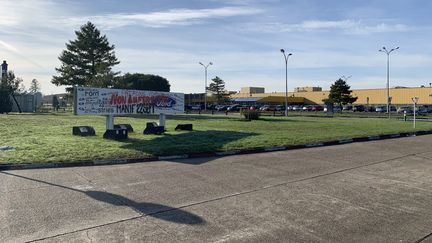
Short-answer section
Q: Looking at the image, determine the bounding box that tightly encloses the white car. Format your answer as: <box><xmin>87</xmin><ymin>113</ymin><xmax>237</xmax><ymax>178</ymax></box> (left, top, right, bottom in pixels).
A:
<box><xmin>375</xmin><ymin>106</ymin><xmax>385</xmax><ymax>112</ymax></box>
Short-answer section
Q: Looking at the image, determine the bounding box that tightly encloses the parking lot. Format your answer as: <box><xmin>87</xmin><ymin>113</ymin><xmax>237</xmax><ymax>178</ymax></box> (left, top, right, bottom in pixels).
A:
<box><xmin>2</xmin><ymin>135</ymin><xmax>432</xmax><ymax>242</ymax></box>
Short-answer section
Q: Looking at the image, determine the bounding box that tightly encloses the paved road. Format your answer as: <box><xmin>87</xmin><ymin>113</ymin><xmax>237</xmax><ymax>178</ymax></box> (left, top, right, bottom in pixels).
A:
<box><xmin>2</xmin><ymin>136</ymin><xmax>432</xmax><ymax>242</ymax></box>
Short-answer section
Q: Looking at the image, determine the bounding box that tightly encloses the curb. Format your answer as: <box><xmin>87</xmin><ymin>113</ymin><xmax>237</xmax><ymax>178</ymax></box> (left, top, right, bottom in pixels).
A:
<box><xmin>1</xmin><ymin>130</ymin><xmax>432</xmax><ymax>171</ymax></box>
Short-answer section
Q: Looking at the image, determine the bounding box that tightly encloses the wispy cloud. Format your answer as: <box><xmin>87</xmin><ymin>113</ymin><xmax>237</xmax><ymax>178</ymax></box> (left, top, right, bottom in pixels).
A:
<box><xmin>0</xmin><ymin>0</ymin><xmax>70</xmax><ymax>27</ymax></box>
<box><xmin>0</xmin><ymin>39</ymin><xmax>44</xmax><ymax>68</ymax></box>
<box><xmin>240</xmin><ymin>19</ymin><xmax>409</xmax><ymax>35</ymax></box>
<box><xmin>0</xmin><ymin>40</ymin><xmax>20</xmax><ymax>53</ymax></box>
<box><xmin>65</xmin><ymin>7</ymin><xmax>263</xmax><ymax>29</ymax></box>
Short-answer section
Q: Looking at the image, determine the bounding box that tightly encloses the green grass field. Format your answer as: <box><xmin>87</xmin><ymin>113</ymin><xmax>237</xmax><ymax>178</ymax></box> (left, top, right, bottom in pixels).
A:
<box><xmin>1</xmin><ymin>113</ymin><xmax>431</xmax><ymax>164</ymax></box>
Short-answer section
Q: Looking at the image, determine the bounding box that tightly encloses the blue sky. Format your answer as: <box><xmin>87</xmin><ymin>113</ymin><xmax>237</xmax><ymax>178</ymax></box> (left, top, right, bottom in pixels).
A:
<box><xmin>1</xmin><ymin>0</ymin><xmax>432</xmax><ymax>95</ymax></box>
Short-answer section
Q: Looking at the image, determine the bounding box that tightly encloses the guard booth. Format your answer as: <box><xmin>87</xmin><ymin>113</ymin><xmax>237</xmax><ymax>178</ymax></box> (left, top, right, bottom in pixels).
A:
<box><xmin>73</xmin><ymin>87</ymin><xmax>184</xmax><ymax>139</ymax></box>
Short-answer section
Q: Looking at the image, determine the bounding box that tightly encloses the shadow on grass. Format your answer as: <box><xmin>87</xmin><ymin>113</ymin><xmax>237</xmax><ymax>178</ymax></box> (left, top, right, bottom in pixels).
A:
<box><xmin>117</xmin><ymin>114</ymin><xmax>238</xmax><ymax>121</ymax></box>
<box><xmin>169</xmin><ymin>115</ymin><xmax>239</xmax><ymax>121</ymax></box>
<box><xmin>120</xmin><ymin>130</ymin><xmax>257</xmax><ymax>164</ymax></box>
<box><xmin>0</xmin><ymin>171</ymin><xmax>205</xmax><ymax>225</ymax></box>
<box><xmin>258</xmin><ymin>117</ymin><xmax>317</xmax><ymax>123</ymax></box>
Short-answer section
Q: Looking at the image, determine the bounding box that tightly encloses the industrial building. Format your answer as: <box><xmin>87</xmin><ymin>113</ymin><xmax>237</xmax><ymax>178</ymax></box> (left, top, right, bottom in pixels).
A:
<box><xmin>231</xmin><ymin>86</ymin><xmax>432</xmax><ymax>106</ymax></box>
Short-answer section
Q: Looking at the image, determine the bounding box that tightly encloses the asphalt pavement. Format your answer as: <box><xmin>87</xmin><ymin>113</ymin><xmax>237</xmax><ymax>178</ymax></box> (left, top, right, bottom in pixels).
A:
<box><xmin>1</xmin><ymin>135</ymin><xmax>432</xmax><ymax>242</ymax></box>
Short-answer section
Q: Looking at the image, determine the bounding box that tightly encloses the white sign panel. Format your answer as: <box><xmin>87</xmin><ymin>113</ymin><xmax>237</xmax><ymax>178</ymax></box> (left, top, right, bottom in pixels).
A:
<box><xmin>74</xmin><ymin>87</ymin><xmax>184</xmax><ymax>115</ymax></box>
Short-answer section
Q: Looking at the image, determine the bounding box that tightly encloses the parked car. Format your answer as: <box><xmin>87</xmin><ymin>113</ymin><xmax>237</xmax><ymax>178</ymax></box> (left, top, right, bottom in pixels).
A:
<box><xmin>323</xmin><ymin>105</ymin><xmax>341</xmax><ymax>113</ymax></box>
<box><xmin>240</xmin><ymin>105</ymin><xmax>250</xmax><ymax>111</ymax></box>
<box><xmin>366</xmin><ymin>106</ymin><xmax>375</xmax><ymax>112</ymax></box>
<box><xmin>206</xmin><ymin>104</ymin><xmax>216</xmax><ymax>110</ymax></box>
<box><xmin>292</xmin><ymin>105</ymin><xmax>302</xmax><ymax>111</ymax></box>
<box><xmin>191</xmin><ymin>104</ymin><xmax>203</xmax><ymax>110</ymax></box>
<box><xmin>375</xmin><ymin>106</ymin><xmax>386</xmax><ymax>112</ymax></box>
<box><xmin>215</xmin><ymin>105</ymin><xmax>227</xmax><ymax>111</ymax></box>
<box><xmin>333</xmin><ymin>106</ymin><xmax>342</xmax><ymax>112</ymax></box>
<box><xmin>352</xmin><ymin>105</ymin><xmax>365</xmax><ymax>112</ymax></box>
<box><xmin>342</xmin><ymin>105</ymin><xmax>353</xmax><ymax>111</ymax></box>
<box><xmin>302</xmin><ymin>105</ymin><xmax>313</xmax><ymax>111</ymax></box>
<box><xmin>311</xmin><ymin>105</ymin><xmax>323</xmax><ymax>111</ymax></box>
<box><xmin>227</xmin><ymin>104</ymin><xmax>240</xmax><ymax>111</ymax></box>
<box><xmin>421</xmin><ymin>105</ymin><xmax>432</xmax><ymax>113</ymax></box>
<box><xmin>418</xmin><ymin>105</ymin><xmax>431</xmax><ymax>113</ymax></box>
<box><xmin>275</xmin><ymin>105</ymin><xmax>285</xmax><ymax>111</ymax></box>
<box><xmin>397</xmin><ymin>106</ymin><xmax>413</xmax><ymax>114</ymax></box>
<box><xmin>416</xmin><ymin>106</ymin><xmax>428</xmax><ymax>115</ymax></box>
<box><xmin>260</xmin><ymin>105</ymin><xmax>276</xmax><ymax>111</ymax></box>
<box><xmin>259</xmin><ymin>105</ymin><xmax>269</xmax><ymax>111</ymax></box>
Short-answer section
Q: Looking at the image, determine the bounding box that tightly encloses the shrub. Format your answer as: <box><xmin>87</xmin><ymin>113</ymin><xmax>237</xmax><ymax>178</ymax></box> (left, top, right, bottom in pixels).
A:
<box><xmin>241</xmin><ymin>109</ymin><xmax>261</xmax><ymax>120</ymax></box>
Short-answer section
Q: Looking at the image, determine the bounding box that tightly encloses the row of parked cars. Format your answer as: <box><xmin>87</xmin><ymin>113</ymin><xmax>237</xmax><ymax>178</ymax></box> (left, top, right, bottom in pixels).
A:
<box><xmin>186</xmin><ymin>104</ymin><xmax>432</xmax><ymax>114</ymax></box>
<box><xmin>186</xmin><ymin>104</ymin><xmax>243</xmax><ymax>111</ymax></box>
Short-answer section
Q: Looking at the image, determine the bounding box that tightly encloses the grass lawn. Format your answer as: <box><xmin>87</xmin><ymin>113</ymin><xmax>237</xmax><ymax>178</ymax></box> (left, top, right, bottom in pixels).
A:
<box><xmin>1</xmin><ymin>113</ymin><xmax>431</xmax><ymax>164</ymax></box>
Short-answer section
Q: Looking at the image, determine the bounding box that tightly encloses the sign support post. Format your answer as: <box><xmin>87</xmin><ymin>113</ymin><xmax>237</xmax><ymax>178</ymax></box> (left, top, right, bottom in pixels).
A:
<box><xmin>159</xmin><ymin>113</ymin><xmax>166</xmax><ymax>127</ymax></box>
<box><xmin>106</xmin><ymin>115</ymin><xmax>114</xmax><ymax>130</ymax></box>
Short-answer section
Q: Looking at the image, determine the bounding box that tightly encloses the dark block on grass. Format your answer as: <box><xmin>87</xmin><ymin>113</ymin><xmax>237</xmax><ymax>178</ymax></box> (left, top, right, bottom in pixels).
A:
<box><xmin>144</xmin><ymin>122</ymin><xmax>165</xmax><ymax>135</ymax></box>
<box><xmin>103</xmin><ymin>129</ymin><xmax>128</xmax><ymax>140</ymax></box>
<box><xmin>73</xmin><ymin>126</ymin><xmax>96</xmax><ymax>136</ymax></box>
<box><xmin>175</xmin><ymin>124</ymin><xmax>193</xmax><ymax>131</ymax></box>
<box><xmin>114</xmin><ymin>124</ymin><xmax>134</xmax><ymax>133</ymax></box>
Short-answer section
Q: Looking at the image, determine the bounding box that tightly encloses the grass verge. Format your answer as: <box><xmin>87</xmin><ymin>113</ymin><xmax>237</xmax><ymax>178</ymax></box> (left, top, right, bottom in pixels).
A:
<box><xmin>1</xmin><ymin>113</ymin><xmax>431</xmax><ymax>164</ymax></box>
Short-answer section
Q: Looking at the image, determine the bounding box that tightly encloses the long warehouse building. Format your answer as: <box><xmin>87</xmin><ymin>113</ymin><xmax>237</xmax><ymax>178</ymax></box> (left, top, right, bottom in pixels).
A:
<box><xmin>230</xmin><ymin>86</ymin><xmax>432</xmax><ymax>105</ymax></box>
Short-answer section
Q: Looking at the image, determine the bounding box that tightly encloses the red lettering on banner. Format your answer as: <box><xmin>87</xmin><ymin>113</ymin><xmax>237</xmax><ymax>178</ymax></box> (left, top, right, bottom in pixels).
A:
<box><xmin>110</xmin><ymin>94</ymin><xmax>127</xmax><ymax>105</ymax></box>
<box><xmin>110</xmin><ymin>94</ymin><xmax>174</xmax><ymax>107</ymax></box>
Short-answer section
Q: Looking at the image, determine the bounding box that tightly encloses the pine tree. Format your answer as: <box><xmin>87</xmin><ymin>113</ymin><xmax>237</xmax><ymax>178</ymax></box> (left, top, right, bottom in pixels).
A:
<box><xmin>52</xmin><ymin>22</ymin><xmax>120</xmax><ymax>92</ymax></box>
<box><xmin>208</xmin><ymin>76</ymin><xmax>227</xmax><ymax>103</ymax></box>
<box><xmin>29</xmin><ymin>79</ymin><xmax>41</xmax><ymax>93</ymax></box>
<box><xmin>0</xmin><ymin>71</ymin><xmax>23</xmax><ymax>113</ymax></box>
<box><xmin>114</xmin><ymin>73</ymin><xmax>171</xmax><ymax>91</ymax></box>
<box><xmin>326</xmin><ymin>78</ymin><xmax>358</xmax><ymax>110</ymax></box>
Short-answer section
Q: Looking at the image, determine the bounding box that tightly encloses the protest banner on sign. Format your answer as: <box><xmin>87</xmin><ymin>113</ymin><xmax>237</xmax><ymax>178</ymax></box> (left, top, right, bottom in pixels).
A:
<box><xmin>74</xmin><ymin>87</ymin><xmax>184</xmax><ymax>115</ymax></box>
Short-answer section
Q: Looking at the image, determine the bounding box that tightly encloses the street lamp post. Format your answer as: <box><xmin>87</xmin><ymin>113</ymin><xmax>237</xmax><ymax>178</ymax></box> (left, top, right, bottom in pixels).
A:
<box><xmin>429</xmin><ymin>82</ymin><xmax>431</xmax><ymax>105</ymax></box>
<box><xmin>199</xmin><ymin>62</ymin><xmax>213</xmax><ymax>111</ymax></box>
<box><xmin>412</xmin><ymin>97</ymin><xmax>419</xmax><ymax>128</ymax></box>
<box><xmin>280</xmin><ymin>49</ymin><xmax>292</xmax><ymax>117</ymax></box>
<box><xmin>379</xmin><ymin>46</ymin><xmax>399</xmax><ymax>119</ymax></box>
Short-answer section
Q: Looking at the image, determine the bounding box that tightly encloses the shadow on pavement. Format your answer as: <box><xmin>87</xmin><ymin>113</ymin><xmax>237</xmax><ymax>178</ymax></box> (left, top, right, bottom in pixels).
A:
<box><xmin>1</xmin><ymin>171</ymin><xmax>205</xmax><ymax>225</ymax></box>
<box><xmin>119</xmin><ymin>130</ymin><xmax>257</xmax><ymax>164</ymax></box>
<box><xmin>85</xmin><ymin>190</ymin><xmax>204</xmax><ymax>225</ymax></box>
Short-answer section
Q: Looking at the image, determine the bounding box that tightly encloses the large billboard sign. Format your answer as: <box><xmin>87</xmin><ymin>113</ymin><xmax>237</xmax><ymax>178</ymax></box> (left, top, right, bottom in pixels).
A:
<box><xmin>74</xmin><ymin>87</ymin><xmax>184</xmax><ymax>115</ymax></box>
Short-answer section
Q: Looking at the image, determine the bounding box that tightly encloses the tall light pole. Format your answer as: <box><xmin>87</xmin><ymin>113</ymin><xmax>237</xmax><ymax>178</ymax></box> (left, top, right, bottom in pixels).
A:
<box><xmin>280</xmin><ymin>49</ymin><xmax>292</xmax><ymax>117</ymax></box>
<box><xmin>199</xmin><ymin>62</ymin><xmax>213</xmax><ymax>110</ymax></box>
<box><xmin>379</xmin><ymin>46</ymin><xmax>399</xmax><ymax>119</ymax></box>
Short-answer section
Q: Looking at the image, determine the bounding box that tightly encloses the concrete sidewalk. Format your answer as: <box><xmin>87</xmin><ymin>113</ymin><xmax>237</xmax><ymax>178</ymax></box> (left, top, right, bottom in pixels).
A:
<box><xmin>1</xmin><ymin>135</ymin><xmax>432</xmax><ymax>242</ymax></box>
